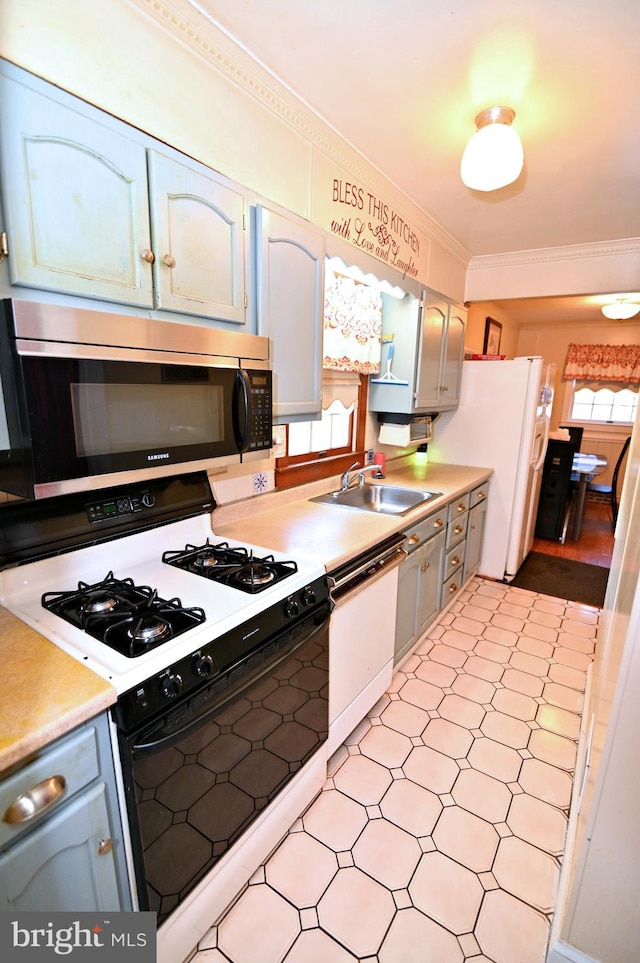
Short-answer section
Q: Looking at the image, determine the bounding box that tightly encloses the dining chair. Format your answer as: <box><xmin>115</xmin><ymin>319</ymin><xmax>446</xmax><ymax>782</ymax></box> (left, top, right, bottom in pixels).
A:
<box><xmin>610</xmin><ymin>436</ymin><xmax>632</xmax><ymax>529</ymax></box>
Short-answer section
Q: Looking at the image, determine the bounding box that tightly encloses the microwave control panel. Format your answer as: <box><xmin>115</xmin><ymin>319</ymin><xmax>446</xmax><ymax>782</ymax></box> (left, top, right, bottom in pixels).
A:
<box><xmin>248</xmin><ymin>370</ymin><xmax>272</xmax><ymax>451</ymax></box>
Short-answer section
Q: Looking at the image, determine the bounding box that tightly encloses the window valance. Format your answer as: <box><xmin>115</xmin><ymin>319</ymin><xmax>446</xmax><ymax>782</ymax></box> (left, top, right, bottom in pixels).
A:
<box><xmin>323</xmin><ymin>269</ymin><xmax>382</xmax><ymax>375</ymax></box>
<box><xmin>563</xmin><ymin>343</ymin><xmax>640</xmax><ymax>385</ymax></box>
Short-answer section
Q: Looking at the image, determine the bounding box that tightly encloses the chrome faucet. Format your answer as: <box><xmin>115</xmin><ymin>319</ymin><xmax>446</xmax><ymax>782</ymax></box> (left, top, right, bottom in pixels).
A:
<box><xmin>340</xmin><ymin>461</ymin><xmax>384</xmax><ymax>491</ymax></box>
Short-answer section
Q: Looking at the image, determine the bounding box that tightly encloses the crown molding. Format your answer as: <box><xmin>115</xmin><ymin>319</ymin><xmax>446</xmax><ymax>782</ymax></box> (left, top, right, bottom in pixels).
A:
<box><xmin>467</xmin><ymin>237</ymin><xmax>640</xmax><ymax>272</ymax></box>
<box><xmin>131</xmin><ymin>0</ymin><xmax>469</xmax><ymax>268</ymax></box>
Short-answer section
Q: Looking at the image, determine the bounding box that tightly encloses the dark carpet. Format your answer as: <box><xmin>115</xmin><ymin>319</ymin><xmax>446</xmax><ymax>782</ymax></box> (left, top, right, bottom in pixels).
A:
<box><xmin>511</xmin><ymin>552</ymin><xmax>609</xmax><ymax>608</ymax></box>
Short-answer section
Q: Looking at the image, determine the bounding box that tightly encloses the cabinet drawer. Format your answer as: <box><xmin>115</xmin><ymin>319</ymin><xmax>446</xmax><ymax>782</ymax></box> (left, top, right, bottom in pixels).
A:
<box><xmin>443</xmin><ymin>542</ymin><xmax>465</xmax><ymax>582</ymax></box>
<box><xmin>441</xmin><ymin>570</ymin><xmax>463</xmax><ymax>607</ymax></box>
<box><xmin>447</xmin><ymin>493</ymin><xmax>470</xmax><ymax>521</ymax></box>
<box><xmin>469</xmin><ymin>483</ymin><xmax>489</xmax><ymax>509</ymax></box>
<box><xmin>446</xmin><ymin>512</ymin><xmax>468</xmax><ymax>549</ymax></box>
<box><xmin>0</xmin><ymin>726</ymin><xmax>99</xmax><ymax>849</ymax></box>
<box><xmin>403</xmin><ymin>509</ymin><xmax>447</xmax><ymax>552</ymax></box>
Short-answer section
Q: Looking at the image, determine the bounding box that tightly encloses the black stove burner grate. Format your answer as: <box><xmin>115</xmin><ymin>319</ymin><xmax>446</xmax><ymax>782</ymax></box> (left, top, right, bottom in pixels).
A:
<box><xmin>42</xmin><ymin>572</ymin><xmax>206</xmax><ymax>657</ymax></box>
<box><xmin>162</xmin><ymin>540</ymin><xmax>298</xmax><ymax>594</ymax></box>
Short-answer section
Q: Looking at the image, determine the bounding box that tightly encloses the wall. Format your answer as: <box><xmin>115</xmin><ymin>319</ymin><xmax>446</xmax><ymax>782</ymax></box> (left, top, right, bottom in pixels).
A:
<box><xmin>549</xmin><ymin>422</ymin><xmax>640</xmax><ymax>963</ymax></box>
<box><xmin>513</xmin><ymin>316</ymin><xmax>639</xmax><ymax>489</ymax></box>
<box><xmin>465</xmin><ymin>238</ymin><xmax>640</xmax><ymax>305</ymax></box>
<box><xmin>466</xmin><ymin>302</ymin><xmax>520</xmax><ymax>358</ymax></box>
<box><xmin>0</xmin><ymin>0</ymin><xmax>468</xmax><ymax>303</ymax></box>
<box><xmin>515</xmin><ymin>316</ymin><xmax>640</xmax><ymax>425</ymax></box>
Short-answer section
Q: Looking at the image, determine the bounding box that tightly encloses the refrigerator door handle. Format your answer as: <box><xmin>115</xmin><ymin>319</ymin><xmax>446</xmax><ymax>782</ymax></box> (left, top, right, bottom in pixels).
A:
<box><xmin>532</xmin><ymin>415</ymin><xmax>551</xmax><ymax>471</ymax></box>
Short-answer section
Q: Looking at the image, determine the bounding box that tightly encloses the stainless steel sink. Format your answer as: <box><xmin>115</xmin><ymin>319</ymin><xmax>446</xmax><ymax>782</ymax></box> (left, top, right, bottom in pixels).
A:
<box><xmin>310</xmin><ymin>484</ymin><xmax>442</xmax><ymax>516</ymax></box>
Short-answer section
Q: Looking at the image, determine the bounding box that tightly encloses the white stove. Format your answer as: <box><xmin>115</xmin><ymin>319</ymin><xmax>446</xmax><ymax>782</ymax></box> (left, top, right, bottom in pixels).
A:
<box><xmin>0</xmin><ymin>472</ymin><xmax>332</xmax><ymax>934</ymax></box>
<box><xmin>0</xmin><ymin>473</ymin><xmax>325</xmax><ymax>696</ymax></box>
<box><xmin>0</xmin><ymin>514</ymin><xmax>322</xmax><ymax>694</ymax></box>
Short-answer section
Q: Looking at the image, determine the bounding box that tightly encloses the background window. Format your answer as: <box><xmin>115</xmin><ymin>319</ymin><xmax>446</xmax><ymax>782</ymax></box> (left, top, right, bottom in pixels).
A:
<box><xmin>570</xmin><ymin>383</ymin><xmax>638</xmax><ymax>424</ymax></box>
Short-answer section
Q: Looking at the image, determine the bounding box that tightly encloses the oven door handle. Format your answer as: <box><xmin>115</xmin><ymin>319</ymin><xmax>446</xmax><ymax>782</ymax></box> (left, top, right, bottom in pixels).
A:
<box><xmin>232</xmin><ymin>369</ymin><xmax>252</xmax><ymax>453</ymax></box>
<box><xmin>128</xmin><ymin>610</ymin><xmax>330</xmax><ymax>757</ymax></box>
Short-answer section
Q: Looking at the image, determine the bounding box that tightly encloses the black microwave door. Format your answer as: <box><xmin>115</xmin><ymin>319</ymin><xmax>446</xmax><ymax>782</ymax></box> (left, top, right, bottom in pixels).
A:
<box><xmin>20</xmin><ymin>356</ymin><xmax>240</xmax><ymax>483</ymax></box>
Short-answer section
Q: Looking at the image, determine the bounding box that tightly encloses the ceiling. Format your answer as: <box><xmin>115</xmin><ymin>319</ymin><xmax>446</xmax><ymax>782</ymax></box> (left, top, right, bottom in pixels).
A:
<box><xmin>192</xmin><ymin>0</ymin><xmax>640</xmax><ymax>326</ymax></box>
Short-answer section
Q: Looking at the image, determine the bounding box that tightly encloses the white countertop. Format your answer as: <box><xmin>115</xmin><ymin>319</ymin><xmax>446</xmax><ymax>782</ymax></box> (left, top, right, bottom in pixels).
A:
<box><xmin>212</xmin><ymin>461</ymin><xmax>493</xmax><ymax>571</ymax></box>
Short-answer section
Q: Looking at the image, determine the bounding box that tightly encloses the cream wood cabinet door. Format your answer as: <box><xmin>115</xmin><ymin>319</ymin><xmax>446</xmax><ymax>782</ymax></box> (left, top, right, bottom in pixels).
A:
<box><xmin>415</xmin><ymin>294</ymin><xmax>449</xmax><ymax>410</ymax></box>
<box><xmin>0</xmin><ymin>716</ymin><xmax>131</xmax><ymax>913</ymax></box>
<box><xmin>441</xmin><ymin>304</ymin><xmax>466</xmax><ymax>408</ymax></box>
<box><xmin>369</xmin><ymin>291</ymin><xmax>465</xmax><ymax>415</ymax></box>
<box><xmin>255</xmin><ymin>205</ymin><xmax>325</xmax><ymax>422</ymax></box>
<box><xmin>464</xmin><ymin>488</ymin><xmax>489</xmax><ymax>580</ymax></box>
<box><xmin>416</xmin><ymin>295</ymin><xmax>466</xmax><ymax>411</ymax></box>
<box><xmin>0</xmin><ymin>784</ymin><xmax>121</xmax><ymax>912</ymax></box>
<box><xmin>148</xmin><ymin>150</ymin><xmax>247</xmax><ymax>323</ymax></box>
<box><xmin>0</xmin><ymin>68</ymin><xmax>154</xmax><ymax>307</ymax></box>
<box><xmin>395</xmin><ymin>529</ymin><xmax>445</xmax><ymax>666</ymax></box>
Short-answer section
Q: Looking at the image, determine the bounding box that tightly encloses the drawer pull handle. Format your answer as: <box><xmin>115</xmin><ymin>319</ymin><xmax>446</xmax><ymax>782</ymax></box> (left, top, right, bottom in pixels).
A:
<box><xmin>454</xmin><ymin>525</ymin><xmax>463</xmax><ymax>534</ymax></box>
<box><xmin>98</xmin><ymin>838</ymin><xmax>114</xmax><ymax>856</ymax></box>
<box><xmin>448</xmin><ymin>582</ymin><xmax>458</xmax><ymax>594</ymax></box>
<box><xmin>457</xmin><ymin>503</ymin><xmax>466</xmax><ymax>513</ymax></box>
<box><xmin>3</xmin><ymin>775</ymin><xmax>67</xmax><ymax>824</ymax></box>
<box><xmin>476</xmin><ymin>491</ymin><xmax>485</xmax><ymax>500</ymax></box>
<box><xmin>433</xmin><ymin>519</ymin><xmax>444</xmax><ymax>528</ymax></box>
<box><xmin>141</xmin><ymin>248</ymin><xmax>155</xmax><ymax>264</ymax></box>
<box><xmin>407</xmin><ymin>534</ymin><xmax>420</xmax><ymax>545</ymax></box>
<box><xmin>162</xmin><ymin>253</ymin><xmax>176</xmax><ymax>268</ymax></box>
<box><xmin>451</xmin><ymin>556</ymin><xmax>461</xmax><ymax>567</ymax></box>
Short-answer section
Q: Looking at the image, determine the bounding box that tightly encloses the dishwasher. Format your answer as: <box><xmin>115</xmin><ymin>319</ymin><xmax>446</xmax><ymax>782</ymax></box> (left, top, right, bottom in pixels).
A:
<box><xmin>326</xmin><ymin>533</ymin><xmax>407</xmax><ymax>755</ymax></box>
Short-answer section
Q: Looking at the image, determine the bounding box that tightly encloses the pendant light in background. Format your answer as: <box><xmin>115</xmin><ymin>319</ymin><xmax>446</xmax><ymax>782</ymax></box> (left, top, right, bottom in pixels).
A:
<box><xmin>461</xmin><ymin>106</ymin><xmax>524</xmax><ymax>192</ymax></box>
<box><xmin>601</xmin><ymin>297</ymin><xmax>640</xmax><ymax>320</ymax></box>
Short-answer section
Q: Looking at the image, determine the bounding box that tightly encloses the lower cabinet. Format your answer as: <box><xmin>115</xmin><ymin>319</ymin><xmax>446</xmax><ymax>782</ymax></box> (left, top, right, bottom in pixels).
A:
<box><xmin>394</xmin><ymin>507</ymin><xmax>447</xmax><ymax>665</ymax></box>
<box><xmin>0</xmin><ymin>714</ymin><xmax>131</xmax><ymax>912</ymax></box>
<box><xmin>465</xmin><ymin>484</ymin><xmax>489</xmax><ymax>580</ymax></box>
<box><xmin>395</xmin><ymin>482</ymin><xmax>490</xmax><ymax>666</ymax></box>
<box><xmin>440</xmin><ymin>492</ymin><xmax>469</xmax><ymax>607</ymax></box>
<box><xmin>395</xmin><ymin>529</ymin><xmax>446</xmax><ymax>665</ymax></box>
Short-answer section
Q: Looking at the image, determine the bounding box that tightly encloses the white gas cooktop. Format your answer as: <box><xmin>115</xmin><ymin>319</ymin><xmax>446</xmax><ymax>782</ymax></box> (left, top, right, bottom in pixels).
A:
<box><xmin>0</xmin><ymin>514</ymin><xmax>324</xmax><ymax>694</ymax></box>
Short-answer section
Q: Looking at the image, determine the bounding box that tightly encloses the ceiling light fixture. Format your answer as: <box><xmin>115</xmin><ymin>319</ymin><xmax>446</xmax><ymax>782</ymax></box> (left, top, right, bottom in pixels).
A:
<box><xmin>460</xmin><ymin>106</ymin><xmax>524</xmax><ymax>192</ymax></box>
<box><xmin>601</xmin><ymin>298</ymin><xmax>640</xmax><ymax>320</ymax></box>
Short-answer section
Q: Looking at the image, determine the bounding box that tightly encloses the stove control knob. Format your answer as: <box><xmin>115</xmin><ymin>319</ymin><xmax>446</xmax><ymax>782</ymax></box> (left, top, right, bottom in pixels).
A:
<box><xmin>194</xmin><ymin>653</ymin><xmax>215</xmax><ymax>677</ymax></box>
<box><xmin>284</xmin><ymin>598</ymin><xmax>300</xmax><ymax>619</ymax></box>
<box><xmin>301</xmin><ymin>587</ymin><xmax>316</xmax><ymax>606</ymax></box>
<box><xmin>161</xmin><ymin>672</ymin><xmax>183</xmax><ymax>699</ymax></box>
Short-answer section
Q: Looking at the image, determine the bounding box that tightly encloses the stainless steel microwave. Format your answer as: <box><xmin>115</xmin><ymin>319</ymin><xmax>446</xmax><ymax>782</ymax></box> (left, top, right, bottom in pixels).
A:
<box><xmin>0</xmin><ymin>300</ymin><xmax>271</xmax><ymax>500</ymax></box>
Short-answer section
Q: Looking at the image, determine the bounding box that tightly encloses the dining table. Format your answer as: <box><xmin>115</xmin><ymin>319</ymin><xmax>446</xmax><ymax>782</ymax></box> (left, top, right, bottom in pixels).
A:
<box><xmin>571</xmin><ymin>452</ymin><xmax>609</xmax><ymax>540</ymax></box>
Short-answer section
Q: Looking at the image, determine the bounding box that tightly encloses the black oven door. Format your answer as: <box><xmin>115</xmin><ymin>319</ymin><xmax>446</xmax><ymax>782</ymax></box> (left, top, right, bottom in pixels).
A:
<box><xmin>117</xmin><ymin>610</ymin><xmax>329</xmax><ymax>924</ymax></box>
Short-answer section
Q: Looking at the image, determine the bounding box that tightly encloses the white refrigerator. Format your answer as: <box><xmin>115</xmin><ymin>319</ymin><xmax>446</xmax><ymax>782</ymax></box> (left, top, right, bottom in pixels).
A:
<box><xmin>430</xmin><ymin>356</ymin><xmax>553</xmax><ymax>581</ymax></box>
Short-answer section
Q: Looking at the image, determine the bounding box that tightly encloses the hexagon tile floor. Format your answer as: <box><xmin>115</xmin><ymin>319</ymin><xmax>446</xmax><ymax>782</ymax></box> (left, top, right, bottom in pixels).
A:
<box><xmin>194</xmin><ymin>576</ymin><xmax>597</xmax><ymax>963</ymax></box>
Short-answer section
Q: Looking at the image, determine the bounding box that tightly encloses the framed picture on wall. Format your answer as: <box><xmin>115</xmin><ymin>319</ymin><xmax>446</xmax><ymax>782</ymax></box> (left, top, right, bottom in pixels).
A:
<box><xmin>483</xmin><ymin>317</ymin><xmax>502</xmax><ymax>355</ymax></box>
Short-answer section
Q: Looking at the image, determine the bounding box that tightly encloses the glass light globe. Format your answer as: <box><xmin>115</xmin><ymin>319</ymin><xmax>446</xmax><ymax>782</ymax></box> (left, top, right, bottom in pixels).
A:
<box><xmin>461</xmin><ymin>114</ymin><xmax>524</xmax><ymax>192</ymax></box>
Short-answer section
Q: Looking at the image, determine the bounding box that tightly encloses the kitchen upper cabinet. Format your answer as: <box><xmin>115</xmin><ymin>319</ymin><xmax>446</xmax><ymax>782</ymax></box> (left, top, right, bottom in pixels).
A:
<box><xmin>0</xmin><ymin>62</ymin><xmax>248</xmax><ymax>325</ymax></box>
<box><xmin>369</xmin><ymin>290</ymin><xmax>465</xmax><ymax>417</ymax></box>
<box><xmin>441</xmin><ymin>303</ymin><xmax>466</xmax><ymax>408</ymax></box>
<box><xmin>415</xmin><ymin>295</ymin><xmax>466</xmax><ymax>411</ymax></box>
<box><xmin>148</xmin><ymin>151</ymin><xmax>247</xmax><ymax>322</ymax></box>
<box><xmin>254</xmin><ymin>204</ymin><xmax>325</xmax><ymax>422</ymax></box>
<box><xmin>0</xmin><ymin>70</ymin><xmax>153</xmax><ymax>307</ymax></box>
